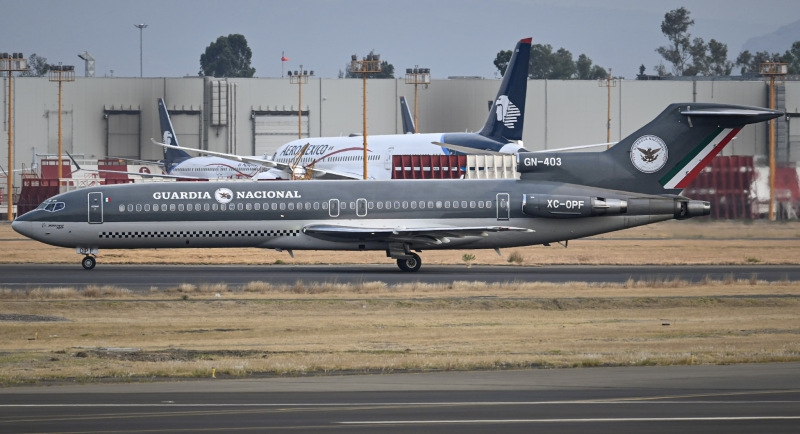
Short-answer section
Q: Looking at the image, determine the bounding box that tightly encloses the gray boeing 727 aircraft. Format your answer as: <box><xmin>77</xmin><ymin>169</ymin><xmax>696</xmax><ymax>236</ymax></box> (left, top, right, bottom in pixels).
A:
<box><xmin>12</xmin><ymin>103</ymin><xmax>780</xmax><ymax>271</ymax></box>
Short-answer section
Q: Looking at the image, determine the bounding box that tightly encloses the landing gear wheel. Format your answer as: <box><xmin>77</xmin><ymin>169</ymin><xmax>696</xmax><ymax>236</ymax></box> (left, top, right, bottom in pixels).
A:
<box><xmin>81</xmin><ymin>256</ymin><xmax>96</xmax><ymax>270</ymax></box>
<box><xmin>396</xmin><ymin>253</ymin><xmax>421</xmax><ymax>272</ymax></box>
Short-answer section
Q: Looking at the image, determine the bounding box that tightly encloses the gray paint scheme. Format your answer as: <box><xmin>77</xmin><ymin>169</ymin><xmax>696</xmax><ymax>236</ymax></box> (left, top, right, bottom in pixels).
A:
<box><xmin>11</xmin><ymin>103</ymin><xmax>782</xmax><ymax>271</ymax></box>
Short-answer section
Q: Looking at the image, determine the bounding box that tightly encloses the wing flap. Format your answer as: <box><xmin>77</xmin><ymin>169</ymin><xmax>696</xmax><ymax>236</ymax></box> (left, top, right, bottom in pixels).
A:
<box><xmin>302</xmin><ymin>223</ymin><xmax>533</xmax><ymax>245</ymax></box>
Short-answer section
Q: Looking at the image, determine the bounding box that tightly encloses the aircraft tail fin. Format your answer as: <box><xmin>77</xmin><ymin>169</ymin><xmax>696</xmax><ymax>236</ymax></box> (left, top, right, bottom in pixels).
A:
<box><xmin>400</xmin><ymin>96</ymin><xmax>416</xmax><ymax>134</ymax></box>
<box><xmin>607</xmin><ymin>103</ymin><xmax>781</xmax><ymax>193</ymax></box>
<box><xmin>519</xmin><ymin>103</ymin><xmax>782</xmax><ymax>195</ymax></box>
<box><xmin>477</xmin><ymin>37</ymin><xmax>531</xmax><ymax>142</ymax></box>
<box><xmin>157</xmin><ymin>98</ymin><xmax>191</xmax><ymax>172</ymax></box>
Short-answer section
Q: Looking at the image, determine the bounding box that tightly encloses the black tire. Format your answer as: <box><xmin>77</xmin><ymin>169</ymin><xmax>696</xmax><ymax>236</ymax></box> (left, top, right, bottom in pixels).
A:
<box><xmin>81</xmin><ymin>256</ymin><xmax>96</xmax><ymax>270</ymax></box>
<box><xmin>396</xmin><ymin>253</ymin><xmax>421</xmax><ymax>272</ymax></box>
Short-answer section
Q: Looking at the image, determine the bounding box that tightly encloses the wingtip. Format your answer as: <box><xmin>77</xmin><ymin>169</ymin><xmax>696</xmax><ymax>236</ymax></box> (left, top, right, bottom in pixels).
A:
<box><xmin>520</xmin><ymin>37</ymin><xmax>532</xmax><ymax>44</ymax></box>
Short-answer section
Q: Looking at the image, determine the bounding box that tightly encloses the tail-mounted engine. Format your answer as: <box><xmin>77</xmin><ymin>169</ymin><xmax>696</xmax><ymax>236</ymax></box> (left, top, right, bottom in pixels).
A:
<box><xmin>522</xmin><ymin>195</ymin><xmax>627</xmax><ymax>218</ymax></box>
<box><xmin>522</xmin><ymin>194</ymin><xmax>710</xmax><ymax>219</ymax></box>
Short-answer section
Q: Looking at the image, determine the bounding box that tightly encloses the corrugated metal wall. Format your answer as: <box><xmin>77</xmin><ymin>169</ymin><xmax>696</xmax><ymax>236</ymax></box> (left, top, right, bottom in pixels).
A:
<box><xmin>1</xmin><ymin>77</ymin><xmax>797</xmax><ymax>187</ymax></box>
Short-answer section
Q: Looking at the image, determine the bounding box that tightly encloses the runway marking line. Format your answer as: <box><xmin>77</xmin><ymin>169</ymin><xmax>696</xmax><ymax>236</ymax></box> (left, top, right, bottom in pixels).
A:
<box><xmin>339</xmin><ymin>416</ymin><xmax>800</xmax><ymax>425</ymax></box>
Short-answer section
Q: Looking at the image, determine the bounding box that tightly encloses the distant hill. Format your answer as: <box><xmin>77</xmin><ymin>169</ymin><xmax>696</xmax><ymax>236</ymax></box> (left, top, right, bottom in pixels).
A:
<box><xmin>742</xmin><ymin>19</ymin><xmax>800</xmax><ymax>54</ymax></box>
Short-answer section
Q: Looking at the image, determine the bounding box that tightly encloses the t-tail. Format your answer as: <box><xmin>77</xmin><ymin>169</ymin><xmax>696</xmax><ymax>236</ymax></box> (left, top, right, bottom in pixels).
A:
<box><xmin>157</xmin><ymin>98</ymin><xmax>192</xmax><ymax>172</ymax></box>
<box><xmin>518</xmin><ymin>103</ymin><xmax>782</xmax><ymax>195</ymax></box>
<box><xmin>477</xmin><ymin>37</ymin><xmax>531</xmax><ymax>142</ymax></box>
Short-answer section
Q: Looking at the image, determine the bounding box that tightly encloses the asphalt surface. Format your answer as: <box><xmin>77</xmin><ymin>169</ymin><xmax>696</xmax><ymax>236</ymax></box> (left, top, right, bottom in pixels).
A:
<box><xmin>1</xmin><ymin>363</ymin><xmax>798</xmax><ymax>433</ymax></box>
<box><xmin>0</xmin><ymin>263</ymin><xmax>798</xmax><ymax>290</ymax></box>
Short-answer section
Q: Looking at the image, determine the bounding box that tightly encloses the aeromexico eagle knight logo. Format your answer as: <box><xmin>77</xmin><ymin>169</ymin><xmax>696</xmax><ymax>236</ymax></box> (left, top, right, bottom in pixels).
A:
<box><xmin>494</xmin><ymin>95</ymin><xmax>520</xmax><ymax>128</ymax></box>
<box><xmin>630</xmin><ymin>135</ymin><xmax>668</xmax><ymax>173</ymax></box>
<box><xmin>162</xmin><ymin>131</ymin><xmax>174</xmax><ymax>146</ymax></box>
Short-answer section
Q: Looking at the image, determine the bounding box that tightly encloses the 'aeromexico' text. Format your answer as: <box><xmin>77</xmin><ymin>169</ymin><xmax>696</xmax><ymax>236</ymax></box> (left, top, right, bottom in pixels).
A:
<box><xmin>153</xmin><ymin>190</ymin><xmax>302</xmax><ymax>200</ymax></box>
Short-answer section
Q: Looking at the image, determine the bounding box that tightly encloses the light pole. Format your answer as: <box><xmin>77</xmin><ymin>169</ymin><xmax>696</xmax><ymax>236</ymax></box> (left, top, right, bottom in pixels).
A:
<box><xmin>134</xmin><ymin>23</ymin><xmax>148</xmax><ymax>77</ymax></box>
<box><xmin>598</xmin><ymin>68</ymin><xmax>616</xmax><ymax>148</ymax></box>
<box><xmin>288</xmin><ymin>66</ymin><xmax>313</xmax><ymax>139</ymax></box>
<box><xmin>48</xmin><ymin>64</ymin><xmax>75</xmax><ymax>180</ymax></box>
<box><xmin>759</xmin><ymin>62</ymin><xmax>788</xmax><ymax>221</ymax></box>
<box><xmin>404</xmin><ymin>66</ymin><xmax>431</xmax><ymax>133</ymax></box>
<box><xmin>350</xmin><ymin>54</ymin><xmax>382</xmax><ymax>179</ymax></box>
<box><xmin>1</xmin><ymin>52</ymin><xmax>28</xmax><ymax>221</ymax></box>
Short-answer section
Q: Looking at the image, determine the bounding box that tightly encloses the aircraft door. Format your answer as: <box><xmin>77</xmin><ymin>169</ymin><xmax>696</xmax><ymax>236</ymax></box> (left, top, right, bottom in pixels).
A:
<box><xmin>496</xmin><ymin>193</ymin><xmax>510</xmax><ymax>221</ymax></box>
<box><xmin>384</xmin><ymin>147</ymin><xmax>394</xmax><ymax>170</ymax></box>
<box><xmin>88</xmin><ymin>192</ymin><xmax>103</xmax><ymax>224</ymax></box>
<box><xmin>328</xmin><ymin>199</ymin><xmax>340</xmax><ymax>217</ymax></box>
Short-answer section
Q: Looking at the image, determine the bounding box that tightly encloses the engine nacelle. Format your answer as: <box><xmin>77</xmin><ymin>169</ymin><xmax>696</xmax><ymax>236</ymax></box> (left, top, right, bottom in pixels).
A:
<box><xmin>522</xmin><ymin>195</ymin><xmax>710</xmax><ymax>220</ymax></box>
<box><xmin>675</xmin><ymin>200</ymin><xmax>711</xmax><ymax>219</ymax></box>
<box><xmin>522</xmin><ymin>194</ymin><xmax>627</xmax><ymax>218</ymax></box>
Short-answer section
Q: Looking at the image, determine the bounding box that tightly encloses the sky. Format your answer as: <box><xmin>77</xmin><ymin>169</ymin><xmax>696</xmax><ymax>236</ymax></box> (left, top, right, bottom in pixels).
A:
<box><xmin>3</xmin><ymin>0</ymin><xmax>799</xmax><ymax>80</ymax></box>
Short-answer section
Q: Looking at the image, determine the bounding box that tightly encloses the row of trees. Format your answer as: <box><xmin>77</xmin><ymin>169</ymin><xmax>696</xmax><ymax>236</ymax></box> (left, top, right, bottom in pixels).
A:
<box><xmin>493</xmin><ymin>45</ymin><xmax>607</xmax><ymax>79</ymax></box>
<box><xmin>18</xmin><ymin>12</ymin><xmax>800</xmax><ymax>80</ymax></box>
<box><xmin>492</xmin><ymin>7</ymin><xmax>800</xmax><ymax>79</ymax></box>
<box><xmin>654</xmin><ymin>7</ymin><xmax>800</xmax><ymax>77</ymax></box>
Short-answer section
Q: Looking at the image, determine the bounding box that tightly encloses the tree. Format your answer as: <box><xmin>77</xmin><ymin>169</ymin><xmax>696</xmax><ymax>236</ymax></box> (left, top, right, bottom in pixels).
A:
<box><xmin>736</xmin><ymin>50</ymin><xmax>778</xmax><ymax>74</ymax></box>
<box><xmin>589</xmin><ymin>65</ymin><xmax>608</xmax><ymax>80</ymax></box>
<box><xmin>199</xmin><ymin>34</ymin><xmax>255</xmax><ymax>78</ymax></box>
<box><xmin>528</xmin><ymin>43</ymin><xmax>554</xmax><ymax>79</ymax></box>
<box><xmin>782</xmin><ymin>41</ymin><xmax>800</xmax><ymax>74</ymax></box>
<box><xmin>19</xmin><ymin>53</ymin><xmax>49</xmax><ymax>77</ymax></box>
<box><xmin>493</xmin><ymin>49</ymin><xmax>513</xmax><ymax>76</ymax></box>
<box><xmin>550</xmin><ymin>48</ymin><xmax>577</xmax><ymax>79</ymax></box>
<box><xmin>707</xmin><ymin>39</ymin><xmax>733</xmax><ymax>75</ymax></box>
<box><xmin>575</xmin><ymin>54</ymin><xmax>607</xmax><ymax>80</ymax></box>
<box><xmin>656</xmin><ymin>7</ymin><xmax>695</xmax><ymax>75</ymax></box>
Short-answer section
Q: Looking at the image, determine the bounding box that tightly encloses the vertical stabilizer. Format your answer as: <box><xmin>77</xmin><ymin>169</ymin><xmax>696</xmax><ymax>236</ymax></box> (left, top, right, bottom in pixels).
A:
<box><xmin>519</xmin><ymin>103</ymin><xmax>782</xmax><ymax>195</ymax></box>
<box><xmin>478</xmin><ymin>38</ymin><xmax>531</xmax><ymax>141</ymax></box>
<box><xmin>157</xmin><ymin>98</ymin><xmax>192</xmax><ymax>172</ymax></box>
<box><xmin>400</xmin><ymin>96</ymin><xmax>416</xmax><ymax>134</ymax></box>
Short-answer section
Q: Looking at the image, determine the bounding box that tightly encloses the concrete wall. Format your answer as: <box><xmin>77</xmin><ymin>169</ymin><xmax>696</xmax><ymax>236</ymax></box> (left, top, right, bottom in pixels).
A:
<box><xmin>2</xmin><ymin>76</ymin><xmax>798</xmax><ymax>190</ymax></box>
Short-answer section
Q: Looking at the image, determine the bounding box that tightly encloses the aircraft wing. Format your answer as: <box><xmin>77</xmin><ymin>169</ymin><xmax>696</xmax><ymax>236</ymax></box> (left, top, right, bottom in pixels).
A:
<box><xmin>150</xmin><ymin>139</ymin><xmax>362</xmax><ymax>180</ymax></box>
<box><xmin>432</xmin><ymin>141</ymin><xmax>509</xmax><ymax>156</ymax></box>
<box><xmin>302</xmin><ymin>223</ymin><xmax>533</xmax><ymax>245</ymax></box>
<box><xmin>65</xmin><ymin>151</ymin><xmax>204</xmax><ymax>180</ymax></box>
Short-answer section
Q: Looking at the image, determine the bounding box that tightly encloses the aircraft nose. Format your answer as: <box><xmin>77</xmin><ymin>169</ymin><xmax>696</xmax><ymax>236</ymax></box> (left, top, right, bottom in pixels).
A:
<box><xmin>11</xmin><ymin>219</ymin><xmax>31</xmax><ymax>237</ymax></box>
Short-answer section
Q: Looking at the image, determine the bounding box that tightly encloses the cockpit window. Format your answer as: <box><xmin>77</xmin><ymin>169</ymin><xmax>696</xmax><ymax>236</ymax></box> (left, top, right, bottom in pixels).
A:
<box><xmin>38</xmin><ymin>200</ymin><xmax>65</xmax><ymax>212</ymax></box>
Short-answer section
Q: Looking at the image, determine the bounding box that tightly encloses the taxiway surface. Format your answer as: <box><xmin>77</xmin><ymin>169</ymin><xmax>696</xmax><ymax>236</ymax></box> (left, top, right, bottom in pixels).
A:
<box><xmin>0</xmin><ymin>264</ymin><xmax>798</xmax><ymax>290</ymax></box>
<box><xmin>1</xmin><ymin>363</ymin><xmax>798</xmax><ymax>433</ymax></box>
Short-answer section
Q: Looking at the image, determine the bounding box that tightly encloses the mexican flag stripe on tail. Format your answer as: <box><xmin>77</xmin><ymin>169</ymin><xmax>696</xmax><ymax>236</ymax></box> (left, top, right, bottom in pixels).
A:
<box><xmin>659</xmin><ymin>127</ymin><xmax>741</xmax><ymax>190</ymax></box>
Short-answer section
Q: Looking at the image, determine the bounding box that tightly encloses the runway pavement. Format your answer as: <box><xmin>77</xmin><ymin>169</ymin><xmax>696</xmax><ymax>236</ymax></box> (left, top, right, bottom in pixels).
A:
<box><xmin>0</xmin><ymin>363</ymin><xmax>798</xmax><ymax>433</ymax></box>
<box><xmin>0</xmin><ymin>263</ymin><xmax>798</xmax><ymax>290</ymax></box>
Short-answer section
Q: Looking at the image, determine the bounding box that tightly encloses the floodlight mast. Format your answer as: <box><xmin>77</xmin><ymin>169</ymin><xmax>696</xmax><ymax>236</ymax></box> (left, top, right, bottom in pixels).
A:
<box><xmin>759</xmin><ymin>62</ymin><xmax>788</xmax><ymax>221</ymax></box>
<box><xmin>405</xmin><ymin>66</ymin><xmax>431</xmax><ymax>133</ymax></box>
<box><xmin>134</xmin><ymin>24</ymin><xmax>148</xmax><ymax>77</ymax></box>
<box><xmin>289</xmin><ymin>65</ymin><xmax>313</xmax><ymax>139</ymax></box>
<box><xmin>351</xmin><ymin>54</ymin><xmax>381</xmax><ymax>179</ymax></box>
<box><xmin>1</xmin><ymin>53</ymin><xmax>28</xmax><ymax>221</ymax></box>
<box><xmin>48</xmin><ymin>64</ymin><xmax>75</xmax><ymax>180</ymax></box>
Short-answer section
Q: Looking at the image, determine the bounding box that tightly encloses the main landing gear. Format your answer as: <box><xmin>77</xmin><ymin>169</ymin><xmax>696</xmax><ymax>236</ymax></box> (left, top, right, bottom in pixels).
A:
<box><xmin>396</xmin><ymin>252</ymin><xmax>421</xmax><ymax>272</ymax></box>
<box><xmin>81</xmin><ymin>255</ymin><xmax>96</xmax><ymax>270</ymax></box>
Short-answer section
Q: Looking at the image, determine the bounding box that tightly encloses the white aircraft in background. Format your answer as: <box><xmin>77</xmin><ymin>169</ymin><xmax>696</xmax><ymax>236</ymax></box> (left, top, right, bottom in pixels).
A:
<box><xmin>154</xmin><ymin>38</ymin><xmax>533</xmax><ymax>180</ymax></box>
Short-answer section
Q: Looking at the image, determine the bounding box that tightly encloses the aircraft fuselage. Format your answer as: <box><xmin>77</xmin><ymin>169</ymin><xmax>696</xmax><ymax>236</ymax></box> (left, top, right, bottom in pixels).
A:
<box><xmin>13</xmin><ymin>178</ymin><xmax>680</xmax><ymax>256</ymax></box>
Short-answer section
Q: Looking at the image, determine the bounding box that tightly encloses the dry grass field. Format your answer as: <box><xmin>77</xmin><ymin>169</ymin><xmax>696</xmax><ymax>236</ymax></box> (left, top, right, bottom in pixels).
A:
<box><xmin>1</xmin><ymin>279</ymin><xmax>799</xmax><ymax>385</ymax></box>
<box><xmin>1</xmin><ymin>220</ymin><xmax>799</xmax><ymax>385</ymax></box>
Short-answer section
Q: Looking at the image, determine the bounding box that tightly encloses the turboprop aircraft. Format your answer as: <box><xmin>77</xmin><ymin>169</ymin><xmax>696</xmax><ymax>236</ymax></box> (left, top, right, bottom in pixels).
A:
<box><xmin>12</xmin><ymin>103</ymin><xmax>780</xmax><ymax>271</ymax></box>
<box><xmin>153</xmin><ymin>37</ymin><xmax>532</xmax><ymax>180</ymax></box>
